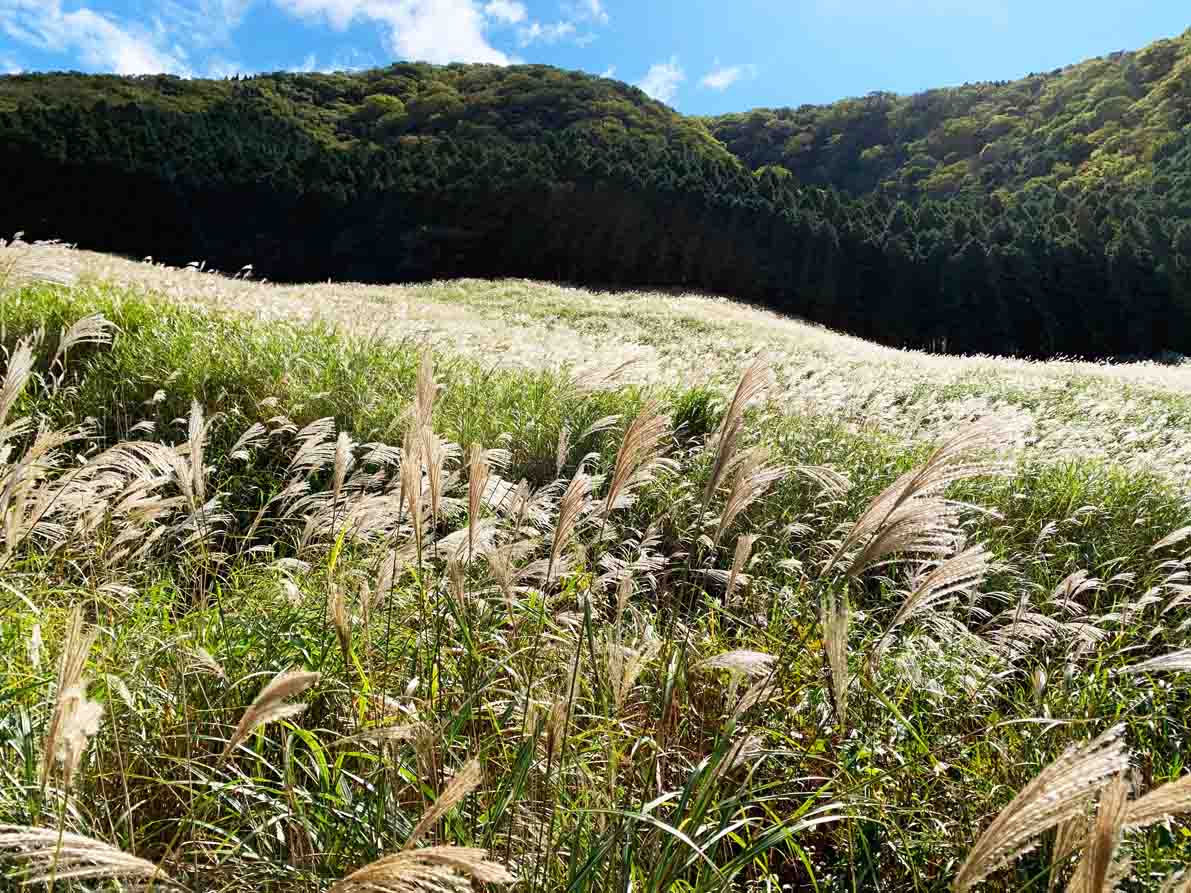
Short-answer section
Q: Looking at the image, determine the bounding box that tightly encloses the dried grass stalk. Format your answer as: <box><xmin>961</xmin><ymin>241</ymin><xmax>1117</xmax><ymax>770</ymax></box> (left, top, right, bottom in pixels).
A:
<box><xmin>822</xmin><ymin>592</ymin><xmax>850</xmax><ymax>727</ymax></box>
<box><xmin>405</xmin><ymin>758</ymin><xmax>483</xmax><ymax>849</ymax></box>
<box><xmin>713</xmin><ymin>446</ymin><xmax>786</xmax><ymax>543</ymax></box>
<box><xmin>703</xmin><ymin>355</ymin><xmax>772</xmax><ymax>503</ymax></box>
<box><xmin>331</xmin><ymin>845</ymin><xmax>514</xmax><ymax>891</ymax></box>
<box><xmin>1121</xmin><ymin>649</ymin><xmax>1191</xmax><ymax>675</ymax></box>
<box><xmin>1126</xmin><ymin>771</ymin><xmax>1191</xmax><ymax>829</ymax></box>
<box><xmin>0</xmin><ymin>824</ymin><xmax>183</xmax><ymax>889</ymax></box>
<box><xmin>1065</xmin><ymin>775</ymin><xmax>1129</xmax><ymax>893</ymax></box>
<box><xmin>467</xmin><ymin>443</ymin><xmax>489</xmax><ymax>562</ymax></box>
<box><xmin>725</xmin><ymin>534</ymin><xmax>757</xmax><ymax>602</ymax></box>
<box><xmin>601</xmin><ymin>398</ymin><xmax>671</xmax><ymax>517</ymax></box>
<box><xmin>871</xmin><ymin>545</ymin><xmax>993</xmax><ymax>667</ymax></box>
<box><xmin>41</xmin><ymin>605</ymin><xmax>98</xmax><ymax>788</ymax></box>
<box><xmin>220</xmin><ymin>669</ymin><xmax>320</xmax><ymax>761</ymax></box>
<box><xmin>953</xmin><ymin>724</ymin><xmax>1129</xmax><ymax>893</ymax></box>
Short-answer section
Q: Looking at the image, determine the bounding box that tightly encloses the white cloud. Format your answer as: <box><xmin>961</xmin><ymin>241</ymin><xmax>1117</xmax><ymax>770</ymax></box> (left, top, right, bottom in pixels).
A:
<box><xmin>637</xmin><ymin>56</ymin><xmax>684</xmax><ymax>104</ymax></box>
<box><xmin>517</xmin><ymin>20</ymin><xmax>575</xmax><ymax>47</ymax></box>
<box><xmin>0</xmin><ymin>0</ymin><xmax>191</xmax><ymax>74</ymax></box>
<box><xmin>274</xmin><ymin>0</ymin><xmax>511</xmax><ymax>64</ymax></box>
<box><xmin>566</xmin><ymin>0</ymin><xmax>607</xmax><ymax>24</ymax></box>
<box><xmin>600</xmin><ymin>65</ymin><xmax>615</xmax><ymax>79</ymax></box>
<box><xmin>157</xmin><ymin>0</ymin><xmax>255</xmax><ymax>46</ymax></box>
<box><xmin>483</xmin><ymin>0</ymin><xmax>525</xmax><ymax>24</ymax></box>
<box><xmin>1</xmin><ymin>57</ymin><xmax>22</xmax><ymax>74</ymax></box>
<box><xmin>699</xmin><ymin>62</ymin><xmax>757</xmax><ymax>91</ymax></box>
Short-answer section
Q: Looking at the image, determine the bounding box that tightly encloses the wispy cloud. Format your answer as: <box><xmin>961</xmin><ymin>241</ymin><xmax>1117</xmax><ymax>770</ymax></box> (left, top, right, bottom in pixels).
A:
<box><xmin>566</xmin><ymin>0</ymin><xmax>608</xmax><ymax>25</ymax></box>
<box><xmin>275</xmin><ymin>0</ymin><xmax>512</xmax><ymax>64</ymax></box>
<box><xmin>637</xmin><ymin>56</ymin><xmax>685</xmax><ymax>104</ymax></box>
<box><xmin>0</xmin><ymin>0</ymin><xmax>191</xmax><ymax>74</ymax></box>
<box><xmin>600</xmin><ymin>65</ymin><xmax>616</xmax><ymax>79</ymax></box>
<box><xmin>517</xmin><ymin>20</ymin><xmax>575</xmax><ymax>47</ymax></box>
<box><xmin>156</xmin><ymin>0</ymin><xmax>254</xmax><ymax>47</ymax></box>
<box><xmin>1</xmin><ymin>56</ymin><xmax>22</xmax><ymax>74</ymax></box>
<box><xmin>699</xmin><ymin>62</ymin><xmax>757</xmax><ymax>91</ymax></box>
<box><xmin>483</xmin><ymin>0</ymin><xmax>526</xmax><ymax>24</ymax></box>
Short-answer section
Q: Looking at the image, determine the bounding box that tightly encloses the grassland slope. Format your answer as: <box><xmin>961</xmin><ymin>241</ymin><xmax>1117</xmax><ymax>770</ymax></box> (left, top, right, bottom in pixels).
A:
<box><xmin>3</xmin><ymin>240</ymin><xmax>1191</xmax><ymax>891</ymax></box>
<box><xmin>45</xmin><ymin>242</ymin><xmax>1191</xmax><ymax>491</ymax></box>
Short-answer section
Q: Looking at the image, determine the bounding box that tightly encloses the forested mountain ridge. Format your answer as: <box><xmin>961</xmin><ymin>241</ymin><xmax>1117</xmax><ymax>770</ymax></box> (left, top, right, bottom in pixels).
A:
<box><xmin>1</xmin><ymin>34</ymin><xmax>1191</xmax><ymax>359</ymax></box>
<box><xmin>708</xmin><ymin>28</ymin><xmax>1191</xmax><ymax>203</ymax></box>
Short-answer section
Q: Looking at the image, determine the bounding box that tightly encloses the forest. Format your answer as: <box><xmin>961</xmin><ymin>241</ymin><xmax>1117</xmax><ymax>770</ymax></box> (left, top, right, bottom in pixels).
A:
<box><xmin>1</xmin><ymin>27</ymin><xmax>1191</xmax><ymax>358</ymax></box>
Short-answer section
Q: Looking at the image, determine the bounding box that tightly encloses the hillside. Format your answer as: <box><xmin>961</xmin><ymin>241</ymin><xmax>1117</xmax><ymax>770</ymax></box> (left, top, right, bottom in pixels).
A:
<box><xmin>708</xmin><ymin>29</ymin><xmax>1191</xmax><ymax>202</ymax></box>
<box><xmin>31</xmin><ymin>241</ymin><xmax>1191</xmax><ymax>491</ymax></box>
<box><xmin>2</xmin><ymin>37</ymin><xmax>1191</xmax><ymax>358</ymax></box>
<box><xmin>4</xmin><ymin>240</ymin><xmax>1191</xmax><ymax>891</ymax></box>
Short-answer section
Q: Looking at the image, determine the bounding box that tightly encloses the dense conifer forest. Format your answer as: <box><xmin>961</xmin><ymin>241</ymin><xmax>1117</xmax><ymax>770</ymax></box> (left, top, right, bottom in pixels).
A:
<box><xmin>2</xmin><ymin>27</ymin><xmax>1191</xmax><ymax>357</ymax></box>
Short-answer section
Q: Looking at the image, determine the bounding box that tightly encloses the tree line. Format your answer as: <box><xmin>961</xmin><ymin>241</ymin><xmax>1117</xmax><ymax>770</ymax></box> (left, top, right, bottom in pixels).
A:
<box><xmin>1</xmin><ymin>49</ymin><xmax>1190</xmax><ymax>359</ymax></box>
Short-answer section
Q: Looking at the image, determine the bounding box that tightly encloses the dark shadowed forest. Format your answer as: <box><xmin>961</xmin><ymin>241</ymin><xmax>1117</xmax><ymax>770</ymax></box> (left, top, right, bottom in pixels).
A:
<box><xmin>2</xmin><ymin>27</ymin><xmax>1191</xmax><ymax>358</ymax></box>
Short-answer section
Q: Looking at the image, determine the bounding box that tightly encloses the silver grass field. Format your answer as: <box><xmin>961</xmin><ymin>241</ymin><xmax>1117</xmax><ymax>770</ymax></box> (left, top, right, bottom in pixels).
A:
<box><xmin>2</xmin><ymin>239</ymin><xmax>1191</xmax><ymax>891</ymax></box>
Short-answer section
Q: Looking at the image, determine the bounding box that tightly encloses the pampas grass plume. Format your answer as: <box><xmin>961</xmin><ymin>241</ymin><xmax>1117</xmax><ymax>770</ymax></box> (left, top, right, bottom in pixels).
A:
<box><xmin>220</xmin><ymin>668</ymin><xmax>320</xmax><ymax>761</ymax></box>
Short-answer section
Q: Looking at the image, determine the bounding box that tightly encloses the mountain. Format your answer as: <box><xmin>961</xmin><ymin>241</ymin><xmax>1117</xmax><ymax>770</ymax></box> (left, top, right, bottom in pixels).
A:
<box><xmin>708</xmin><ymin>29</ymin><xmax>1191</xmax><ymax>203</ymax></box>
<box><xmin>2</xmin><ymin>34</ymin><xmax>1191</xmax><ymax>359</ymax></box>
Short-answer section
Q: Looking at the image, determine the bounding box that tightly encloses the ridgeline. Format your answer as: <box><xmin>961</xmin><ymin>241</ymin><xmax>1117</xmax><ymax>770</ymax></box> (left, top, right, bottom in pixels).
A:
<box><xmin>2</xmin><ymin>27</ymin><xmax>1191</xmax><ymax>358</ymax></box>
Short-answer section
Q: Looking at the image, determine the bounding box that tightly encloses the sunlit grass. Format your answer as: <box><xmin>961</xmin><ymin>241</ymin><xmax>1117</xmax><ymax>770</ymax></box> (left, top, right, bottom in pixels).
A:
<box><xmin>2</xmin><ymin>242</ymin><xmax>1191</xmax><ymax>891</ymax></box>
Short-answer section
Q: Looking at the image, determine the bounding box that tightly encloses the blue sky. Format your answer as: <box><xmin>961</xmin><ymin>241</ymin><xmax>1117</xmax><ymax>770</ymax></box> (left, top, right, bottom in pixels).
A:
<box><xmin>1</xmin><ymin>0</ymin><xmax>1187</xmax><ymax>114</ymax></box>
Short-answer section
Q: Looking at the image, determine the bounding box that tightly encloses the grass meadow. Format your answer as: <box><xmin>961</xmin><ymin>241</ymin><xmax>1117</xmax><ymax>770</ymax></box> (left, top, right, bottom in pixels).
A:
<box><xmin>3</xmin><ymin>240</ymin><xmax>1191</xmax><ymax>891</ymax></box>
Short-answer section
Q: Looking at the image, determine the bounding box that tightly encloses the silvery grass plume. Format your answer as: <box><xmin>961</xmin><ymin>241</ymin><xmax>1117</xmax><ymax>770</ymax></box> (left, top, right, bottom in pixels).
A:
<box><xmin>953</xmin><ymin>724</ymin><xmax>1129</xmax><ymax>893</ymax></box>
<box><xmin>703</xmin><ymin>355</ymin><xmax>773</xmax><ymax>504</ymax></box>
<box><xmin>600</xmin><ymin>397</ymin><xmax>672</xmax><ymax>519</ymax></box>
<box><xmin>1065</xmin><ymin>775</ymin><xmax>1130</xmax><ymax>893</ymax></box>
<box><xmin>703</xmin><ymin>534</ymin><xmax>758</xmax><ymax>601</ymax></box>
<box><xmin>52</xmin><ymin>312</ymin><xmax>114</xmax><ymax>371</ymax></box>
<box><xmin>546</xmin><ymin>460</ymin><xmax>594</xmax><ymax>584</ymax></box>
<box><xmin>605</xmin><ymin>630</ymin><xmax>661</xmax><ymax>713</ymax></box>
<box><xmin>405</xmin><ymin>758</ymin><xmax>483</xmax><ymax>849</ymax></box>
<box><xmin>0</xmin><ymin>239</ymin><xmax>78</xmax><ymax>294</ymax></box>
<box><xmin>330</xmin><ymin>585</ymin><xmax>352</xmax><ymax>667</ymax></box>
<box><xmin>869</xmin><ymin>545</ymin><xmax>994</xmax><ymax>670</ymax></box>
<box><xmin>713</xmin><ymin>446</ymin><xmax>787</xmax><ymax>544</ymax></box>
<box><xmin>696</xmin><ymin>649</ymin><xmax>776</xmax><ymax>679</ymax></box>
<box><xmin>41</xmin><ymin>605</ymin><xmax>99</xmax><ymax>789</ymax></box>
<box><xmin>186</xmin><ymin>646</ymin><xmax>226</xmax><ymax>679</ymax></box>
<box><xmin>329</xmin><ymin>845</ymin><xmax>514</xmax><ymax>892</ymax></box>
<box><xmin>220</xmin><ymin>669</ymin><xmax>320</xmax><ymax>762</ymax></box>
<box><xmin>0</xmin><ymin>825</ymin><xmax>184</xmax><ymax>890</ymax></box>
<box><xmin>824</xmin><ymin>423</ymin><xmax>1006</xmax><ymax>579</ymax></box>
<box><xmin>821</xmin><ymin>592</ymin><xmax>849</xmax><ymax>726</ymax></box>
<box><xmin>467</xmin><ymin>443</ymin><xmax>490</xmax><ymax>562</ymax></box>
<box><xmin>697</xmin><ymin>648</ymin><xmax>776</xmax><ymax>709</ymax></box>
<box><xmin>413</xmin><ymin>346</ymin><xmax>437</xmax><ymax>431</ymax></box>
<box><xmin>1049</xmin><ymin>815</ymin><xmax>1089</xmax><ymax>893</ymax></box>
<box><xmin>0</xmin><ymin>336</ymin><xmax>37</xmax><ymax>442</ymax></box>
<box><xmin>570</xmin><ymin>356</ymin><xmax>643</xmax><ymax>395</ymax></box>
<box><xmin>1150</xmin><ymin>525</ymin><xmax>1191</xmax><ymax>553</ymax></box>
<box><xmin>1120</xmin><ymin>649</ymin><xmax>1191</xmax><ymax>674</ymax></box>
<box><xmin>1125</xmin><ymin>770</ymin><xmax>1191</xmax><ymax>829</ymax></box>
